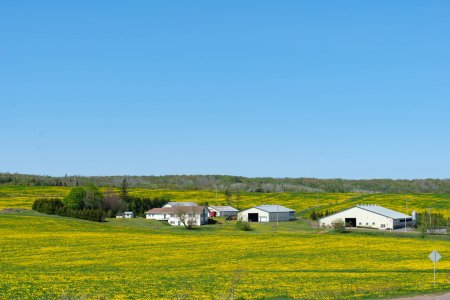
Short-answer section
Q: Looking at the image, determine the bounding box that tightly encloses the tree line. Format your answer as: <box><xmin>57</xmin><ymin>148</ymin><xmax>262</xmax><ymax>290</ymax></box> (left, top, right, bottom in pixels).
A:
<box><xmin>32</xmin><ymin>180</ymin><xmax>169</xmax><ymax>222</ymax></box>
<box><xmin>3</xmin><ymin>173</ymin><xmax>450</xmax><ymax>194</ymax></box>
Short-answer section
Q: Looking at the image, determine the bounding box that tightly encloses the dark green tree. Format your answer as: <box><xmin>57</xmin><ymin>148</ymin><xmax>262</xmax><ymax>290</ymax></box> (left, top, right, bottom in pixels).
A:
<box><xmin>63</xmin><ymin>187</ymin><xmax>86</xmax><ymax>210</ymax></box>
<box><xmin>120</xmin><ymin>178</ymin><xmax>129</xmax><ymax>203</ymax></box>
<box><xmin>83</xmin><ymin>185</ymin><xmax>104</xmax><ymax>209</ymax></box>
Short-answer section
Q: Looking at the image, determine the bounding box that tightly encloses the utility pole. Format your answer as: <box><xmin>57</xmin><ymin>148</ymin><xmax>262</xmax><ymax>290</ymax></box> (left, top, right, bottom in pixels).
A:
<box><xmin>405</xmin><ymin>194</ymin><xmax>408</xmax><ymax>232</ymax></box>
<box><xmin>429</xmin><ymin>208</ymin><xmax>432</xmax><ymax>234</ymax></box>
<box><xmin>317</xmin><ymin>192</ymin><xmax>320</xmax><ymax>232</ymax></box>
<box><xmin>215</xmin><ymin>188</ymin><xmax>218</xmax><ymax>206</ymax></box>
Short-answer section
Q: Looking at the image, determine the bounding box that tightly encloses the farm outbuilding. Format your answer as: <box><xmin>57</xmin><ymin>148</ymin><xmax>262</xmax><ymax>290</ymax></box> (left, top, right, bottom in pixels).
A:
<box><xmin>124</xmin><ymin>212</ymin><xmax>134</xmax><ymax>218</ymax></box>
<box><xmin>163</xmin><ymin>202</ymin><xmax>198</xmax><ymax>208</ymax></box>
<box><xmin>208</xmin><ymin>206</ymin><xmax>239</xmax><ymax>217</ymax></box>
<box><xmin>238</xmin><ymin>205</ymin><xmax>296</xmax><ymax>222</ymax></box>
<box><xmin>319</xmin><ymin>204</ymin><xmax>412</xmax><ymax>230</ymax></box>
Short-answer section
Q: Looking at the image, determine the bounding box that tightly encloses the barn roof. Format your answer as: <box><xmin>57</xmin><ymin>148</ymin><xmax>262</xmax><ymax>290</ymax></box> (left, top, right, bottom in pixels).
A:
<box><xmin>167</xmin><ymin>202</ymin><xmax>198</xmax><ymax>207</ymax></box>
<box><xmin>242</xmin><ymin>204</ymin><xmax>295</xmax><ymax>213</ymax></box>
<box><xmin>357</xmin><ymin>204</ymin><xmax>411</xmax><ymax>219</ymax></box>
<box><xmin>146</xmin><ymin>206</ymin><xmax>206</xmax><ymax>214</ymax></box>
<box><xmin>208</xmin><ymin>206</ymin><xmax>239</xmax><ymax>212</ymax></box>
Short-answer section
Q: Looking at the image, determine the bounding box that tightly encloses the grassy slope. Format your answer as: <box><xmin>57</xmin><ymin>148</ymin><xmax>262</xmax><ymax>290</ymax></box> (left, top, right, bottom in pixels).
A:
<box><xmin>0</xmin><ymin>211</ymin><xmax>449</xmax><ymax>299</ymax></box>
<box><xmin>324</xmin><ymin>193</ymin><xmax>450</xmax><ymax>216</ymax></box>
<box><xmin>0</xmin><ymin>186</ymin><xmax>449</xmax><ymax>218</ymax></box>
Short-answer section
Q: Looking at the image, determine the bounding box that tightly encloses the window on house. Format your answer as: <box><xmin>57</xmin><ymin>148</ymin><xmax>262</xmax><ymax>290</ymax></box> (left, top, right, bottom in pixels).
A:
<box><xmin>372</xmin><ymin>222</ymin><xmax>375</xmax><ymax>225</ymax></box>
<box><xmin>359</xmin><ymin>222</ymin><xmax>361</xmax><ymax>225</ymax></box>
<box><xmin>381</xmin><ymin>224</ymin><xmax>385</xmax><ymax>228</ymax></box>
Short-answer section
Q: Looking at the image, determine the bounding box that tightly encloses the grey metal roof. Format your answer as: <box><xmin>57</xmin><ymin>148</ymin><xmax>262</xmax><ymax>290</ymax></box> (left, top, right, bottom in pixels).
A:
<box><xmin>208</xmin><ymin>206</ymin><xmax>239</xmax><ymax>212</ymax></box>
<box><xmin>357</xmin><ymin>204</ymin><xmax>411</xmax><ymax>219</ymax></box>
<box><xmin>167</xmin><ymin>202</ymin><xmax>198</xmax><ymax>207</ymax></box>
<box><xmin>254</xmin><ymin>205</ymin><xmax>295</xmax><ymax>213</ymax></box>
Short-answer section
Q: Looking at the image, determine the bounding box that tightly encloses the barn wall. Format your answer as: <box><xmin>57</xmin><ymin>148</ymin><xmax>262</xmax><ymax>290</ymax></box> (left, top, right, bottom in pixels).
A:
<box><xmin>320</xmin><ymin>207</ymin><xmax>394</xmax><ymax>230</ymax></box>
<box><xmin>238</xmin><ymin>208</ymin><xmax>293</xmax><ymax>222</ymax></box>
<box><xmin>268</xmin><ymin>212</ymin><xmax>290</xmax><ymax>222</ymax></box>
<box><xmin>238</xmin><ymin>208</ymin><xmax>270</xmax><ymax>222</ymax></box>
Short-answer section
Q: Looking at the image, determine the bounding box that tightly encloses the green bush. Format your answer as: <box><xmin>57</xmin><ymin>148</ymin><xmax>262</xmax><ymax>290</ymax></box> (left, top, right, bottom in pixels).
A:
<box><xmin>332</xmin><ymin>219</ymin><xmax>346</xmax><ymax>233</ymax></box>
<box><xmin>236</xmin><ymin>220</ymin><xmax>253</xmax><ymax>231</ymax></box>
<box><xmin>32</xmin><ymin>198</ymin><xmax>64</xmax><ymax>215</ymax></box>
<box><xmin>32</xmin><ymin>198</ymin><xmax>105</xmax><ymax>222</ymax></box>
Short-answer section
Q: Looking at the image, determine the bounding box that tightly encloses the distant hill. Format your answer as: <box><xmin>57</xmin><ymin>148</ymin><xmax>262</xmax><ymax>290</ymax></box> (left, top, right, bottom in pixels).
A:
<box><xmin>1</xmin><ymin>173</ymin><xmax>449</xmax><ymax>194</ymax></box>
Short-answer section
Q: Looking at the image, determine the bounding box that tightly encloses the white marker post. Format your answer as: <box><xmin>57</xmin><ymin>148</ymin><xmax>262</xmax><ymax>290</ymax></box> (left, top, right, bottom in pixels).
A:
<box><xmin>428</xmin><ymin>250</ymin><xmax>442</xmax><ymax>286</ymax></box>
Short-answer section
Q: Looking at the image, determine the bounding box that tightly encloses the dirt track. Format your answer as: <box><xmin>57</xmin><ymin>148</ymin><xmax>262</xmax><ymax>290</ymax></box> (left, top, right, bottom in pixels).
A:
<box><xmin>392</xmin><ymin>292</ymin><xmax>450</xmax><ymax>300</ymax></box>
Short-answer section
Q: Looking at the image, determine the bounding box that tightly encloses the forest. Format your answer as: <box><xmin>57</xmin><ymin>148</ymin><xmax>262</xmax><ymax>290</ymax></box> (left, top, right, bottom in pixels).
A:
<box><xmin>1</xmin><ymin>173</ymin><xmax>449</xmax><ymax>194</ymax></box>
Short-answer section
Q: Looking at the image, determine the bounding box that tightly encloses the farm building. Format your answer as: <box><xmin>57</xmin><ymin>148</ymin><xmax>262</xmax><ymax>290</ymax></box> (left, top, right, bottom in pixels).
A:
<box><xmin>163</xmin><ymin>202</ymin><xmax>198</xmax><ymax>208</ymax></box>
<box><xmin>238</xmin><ymin>205</ymin><xmax>296</xmax><ymax>222</ymax></box>
<box><xmin>124</xmin><ymin>212</ymin><xmax>134</xmax><ymax>218</ymax></box>
<box><xmin>145</xmin><ymin>207</ymin><xmax>173</xmax><ymax>221</ymax></box>
<box><xmin>208</xmin><ymin>206</ymin><xmax>239</xmax><ymax>217</ymax></box>
<box><xmin>320</xmin><ymin>204</ymin><xmax>412</xmax><ymax>230</ymax></box>
<box><xmin>116</xmin><ymin>212</ymin><xmax>134</xmax><ymax>218</ymax></box>
<box><xmin>145</xmin><ymin>206</ymin><xmax>209</xmax><ymax>226</ymax></box>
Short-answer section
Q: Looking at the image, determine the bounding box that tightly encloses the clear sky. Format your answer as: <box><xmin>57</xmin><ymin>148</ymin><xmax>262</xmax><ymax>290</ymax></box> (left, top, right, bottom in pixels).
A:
<box><xmin>1</xmin><ymin>1</ymin><xmax>449</xmax><ymax>179</ymax></box>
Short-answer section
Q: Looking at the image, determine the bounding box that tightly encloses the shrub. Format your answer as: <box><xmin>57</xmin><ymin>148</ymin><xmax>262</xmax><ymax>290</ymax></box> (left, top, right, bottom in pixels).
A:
<box><xmin>332</xmin><ymin>219</ymin><xmax>346</xmax><ymax>233</ymax></box>
<box><xmin>236</xmin><ymin>220</ymin><xmax>253</xmax><ymax>231</ymax></box>
<box><xmin>32</xmin><ymin>198</ymin><xmax>105</xmax><ymax>222</ymax></box>
<box><xmin>32</xmin><ymin>198</ymin><xmax>64</xmax><ymax>215</ymax></box>
<box><xmin>208</xmin><ymin>218</ymin><xmax>217</xmax><ymax>224</ymax></box>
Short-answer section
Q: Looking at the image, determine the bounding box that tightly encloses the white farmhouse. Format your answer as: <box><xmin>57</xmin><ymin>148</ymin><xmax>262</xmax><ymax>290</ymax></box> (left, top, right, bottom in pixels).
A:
<box><xmin>208</xmin><ymin>206</ymin><xmax>239</xmax><ymax>217</ymax></box>
<box><xmin>145</xmin><ymin>207</ymin><xmax>173</xmax><ymax>221</ymax></box>
<box><xmin>145</xmin><ymin>206</ymin><xmax>209</xmax><ymax>226</ymax></box>
<box><xmin>238</xmin><ymin>205</ymin><xmax>296</xmax><ymax>222</ymax></box>
<box><xmin>320</xmin><ymin>204</ymin><xmax>412</xmax><ymax>230</ymax></box>
<box><xmin>163</xmin><ymin>202</ymin><xmax>198</xmax><ymax>208</ymax></box>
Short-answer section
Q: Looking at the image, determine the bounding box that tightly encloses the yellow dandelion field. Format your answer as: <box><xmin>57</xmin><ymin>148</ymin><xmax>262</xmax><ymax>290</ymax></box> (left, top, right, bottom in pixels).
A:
<box><xmin>0</xmin><ymin>186</ymin><xmax>448</xmax><ymax>217</ymax></box>
<box><xmin>0</xmin><ymin>210</ymin><xmax>449</xmax><ymax>299</ymax></box>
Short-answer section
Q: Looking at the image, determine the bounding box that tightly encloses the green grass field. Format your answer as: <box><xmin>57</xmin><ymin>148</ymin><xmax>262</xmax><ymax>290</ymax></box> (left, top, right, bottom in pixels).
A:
<box><xmin>0</xmin><ymin>209</ymin><xmax>449</xmax><ymax>299</ymax></box>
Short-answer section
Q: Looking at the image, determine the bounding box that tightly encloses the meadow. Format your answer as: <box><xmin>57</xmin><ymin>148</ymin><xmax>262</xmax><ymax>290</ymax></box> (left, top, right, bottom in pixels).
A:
<box><xmin>0</xmin><ymin>210</ymin><xmax>449</xmax><ymax>299</ymax></box>
<box><xmin>0</xmin><ymin>186</ymin><xmax>449</xmax><ymax>218</ymax></box>
<box><xmin>0</xmin><ymin>186</ymin><xmax>449</xmax><ymax>299</ymax></box>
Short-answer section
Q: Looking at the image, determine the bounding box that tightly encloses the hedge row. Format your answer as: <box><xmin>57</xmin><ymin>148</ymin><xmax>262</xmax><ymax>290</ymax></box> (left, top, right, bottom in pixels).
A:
<box><xmin>33</xmin><ymin>198</ymin><xmax>105</xmax><ymax>222</ymax></box>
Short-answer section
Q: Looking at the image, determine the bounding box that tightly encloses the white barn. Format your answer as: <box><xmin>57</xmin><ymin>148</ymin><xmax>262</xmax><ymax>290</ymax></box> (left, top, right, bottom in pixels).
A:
<box><xmin>163</xmin><ymin>202</ymin><xmax>198</xmax><ymax>208</ymax></box>
<box><xmin>238</xmin><ymin>205</ymin><xmax>296</xmax><ymax>222</ymax></box>
<box><xmin>208</xmin><ymin>206</ymin><xmax>239</xmax><ymax>217</ymax></box>
<box><xmin>145</xmin><ymin>206</ymin><xmax>209</xmax><ymax>226</ymax></box>
<box><xmin>320</xmin><ymin>204</ymin><xmax>412</xmax><ymax>230</ymax></box>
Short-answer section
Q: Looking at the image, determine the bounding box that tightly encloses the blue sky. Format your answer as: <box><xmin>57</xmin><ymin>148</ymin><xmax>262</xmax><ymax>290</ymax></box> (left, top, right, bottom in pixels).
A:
<box><xmin>1</xmin><ymin>1</ymin><xmax>449</xmax><ymax>179</ymax></box>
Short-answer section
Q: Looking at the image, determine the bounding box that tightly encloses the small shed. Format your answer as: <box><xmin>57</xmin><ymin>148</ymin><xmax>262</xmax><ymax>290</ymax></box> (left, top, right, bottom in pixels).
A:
<box><xmin>208</xmin><ymin>206</ymin><xmax>239</xmax><ymax>217</ymax></box>
<box><xmin>238</xmin><ymin>205</ymin><xmax>296</xmax><ymax>222</ymax></box>
<box><xmin>124</xmin><ymin>211</ymin><xmax>134</xmax><ymax>218</ymax></box>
